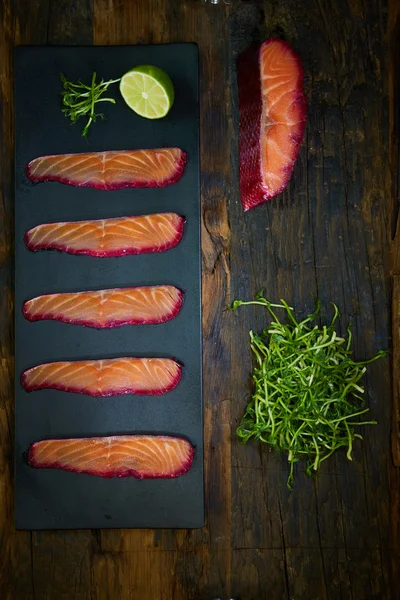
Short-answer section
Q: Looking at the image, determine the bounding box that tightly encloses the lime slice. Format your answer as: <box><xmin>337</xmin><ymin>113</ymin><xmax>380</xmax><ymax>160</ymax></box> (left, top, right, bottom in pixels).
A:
<box><xmin>119</xmin><ymin>65</ymin><xmax>175</xmax><ymax>119</ymax></box>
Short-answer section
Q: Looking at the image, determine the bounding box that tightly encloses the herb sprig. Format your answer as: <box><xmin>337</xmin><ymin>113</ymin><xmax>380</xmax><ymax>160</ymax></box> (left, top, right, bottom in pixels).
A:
<box><xmin>60</xmin><ymin>73</ymin><xmax>120</xmax><ymax>138</ymax></box>
<box><xmin>230</xmin><ymin>292</ymin><xmax>386</xmax><ymax>488</ymax></box>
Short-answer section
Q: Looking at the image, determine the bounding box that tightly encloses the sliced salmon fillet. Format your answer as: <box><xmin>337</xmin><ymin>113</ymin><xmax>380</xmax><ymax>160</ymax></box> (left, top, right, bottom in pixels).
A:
<box><xmin>28</xmin><ymin>435</ymin><xmax>195</xmax><ymax>478</ymax></box>
<box><xmin>26</xmin><ymin>148</ymin><xmax>187</xmax><ymax>190</ymax></box>
<box><xmin>238</xmin><ymin>39</ymin><xmax>307</xmax><ymax>211</ymax></box>
<box><xmin>24</xmin><ymin>213</ymin><xmax>184</xmax><ymax>257</ymax></box>
<box><xmin>21</xmin><ymin>358</ymin><xmax>182</xmax><ymax>396</ymax></box>
<box><xmin>23</xmin><ymin>285</ymin><xmax>183</xmax><ymax>328</ymax></box>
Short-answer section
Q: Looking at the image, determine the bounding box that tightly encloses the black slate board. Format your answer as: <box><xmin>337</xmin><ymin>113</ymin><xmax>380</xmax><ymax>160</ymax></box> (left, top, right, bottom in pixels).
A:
<box><xmin>14</xmin><ymin>44</ymin><xmax>203</xmax><ymax>530</ymax></box>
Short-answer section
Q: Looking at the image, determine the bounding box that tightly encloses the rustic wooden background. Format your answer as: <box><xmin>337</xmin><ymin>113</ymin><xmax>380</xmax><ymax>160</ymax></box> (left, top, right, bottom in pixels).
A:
<box><xmin>1</xmin><ymin>0</ymin><xmax>399</xmax><ymax>598</ymax></box>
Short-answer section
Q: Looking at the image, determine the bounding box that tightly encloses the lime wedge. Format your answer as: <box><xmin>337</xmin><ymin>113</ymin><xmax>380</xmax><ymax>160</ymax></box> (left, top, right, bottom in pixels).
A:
<box><xmin>119</xmin><ymin>65</ymin><xmax>175</xmax><ymax>119</ymax></box>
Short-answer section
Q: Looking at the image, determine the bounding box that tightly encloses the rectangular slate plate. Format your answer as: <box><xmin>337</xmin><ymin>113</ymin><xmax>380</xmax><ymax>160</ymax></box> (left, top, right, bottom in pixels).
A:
<box><xmin>14</xmin><ymin>44</ymin><xmax>203</xmax><ymax>529</ymax></box>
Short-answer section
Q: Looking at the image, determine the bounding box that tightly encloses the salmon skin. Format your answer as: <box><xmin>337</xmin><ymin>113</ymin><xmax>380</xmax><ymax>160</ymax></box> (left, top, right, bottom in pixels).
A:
<box><xmin>23</xmin><ymin>285</ymin><xmax>183</xmax><ymax>328</ymax></box>
<box><xmin>28</xmin><ymin>435</ymin><xmax>195</xmax><ymax>479</ymax></box>
<box><xmin>24</xmin><ymin>213</ymin><xmax>184</xmax><ymax>257</ymax></box>
<box><xmin>238</xmin><ymin>39</ymin><xmax>307</xmax><ymax>211</ymax></box>
<box><xmin>21</xmin><ymin>358</ymin><xmax>182</xmax><ymax>396</ymax></box>
<box><xmin>26</xmin><ymin>148</ymin><xmax>187</xmax><ymax>190</ymax></box>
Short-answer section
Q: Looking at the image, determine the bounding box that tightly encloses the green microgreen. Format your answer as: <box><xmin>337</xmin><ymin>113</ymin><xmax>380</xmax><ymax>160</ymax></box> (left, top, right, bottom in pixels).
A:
<box><xmin>230</xmin><ymin>292</ymin><xmax>386</xmax><ymax>489</ymax></box>
<box><xmin>60</xmin><ymin>73</ymin><xmax>120</xmax><ymax>138</ymax></box>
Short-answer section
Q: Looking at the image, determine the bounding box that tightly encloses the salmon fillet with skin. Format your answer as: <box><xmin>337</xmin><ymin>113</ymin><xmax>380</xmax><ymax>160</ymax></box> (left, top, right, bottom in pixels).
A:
<box><xmin>28</xmin><ymin>435</ymin><xmax>195</xmax><ymax>478</ymax></box>
<box><xmin>24</xmin><ymin>213</ymin><xmax>185</xmax><ymax>257</ymax></box>
<box><xmin>238</xmin><ymin>39</ymin><xmax>307</xmax><ymax>211</ymax></box>
<box><xmin>21</xmin><ymin>358</ymin><xmax>182</xmax><ymax>396</ymax></box>
<box><xmin>26</xmin><ymin>148</ymin><xmax>187</xmax><ymax>190</ymax></box>
<box><xmin>23</xmin><ymin>285</ymin><xmax>183</xmax><ymax>328</ymax></box>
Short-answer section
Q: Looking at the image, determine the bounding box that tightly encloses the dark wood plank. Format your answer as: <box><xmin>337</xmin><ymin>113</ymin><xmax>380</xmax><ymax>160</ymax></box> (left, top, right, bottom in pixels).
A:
<box><xmin>228</xmin><ymin>0</ymin><xmax>399</xmax><ymax>598</ymax></box>
<box><xmin>389</xmin><ymin>0</ymin><xmax>400</xmax><ymax>594</ymax></box>
<box><xmin>91</xmin><ymin>550</ymin><xmax>199</xmax><ymax>600</ymax></box>
<box><xmin>231</xmin><ymin>548</ymin><xmax>288</xmax><ymax>600</ymax></box>
<box><xmin>390</xmin><ymin>0</ymin><xmax>400</xmax><ymax>468</ymax></box>
<box><xmin>13</xmin><ymin>0</ymin><xmax>50</xmax><ymax>45</ymax></box>
<box><xmin>31</xmin><ymin>532</ymin><xmax>92</xmax><ymax>600</ymax></box>
<box><xmin>47</xmin><ymin>0</ymin><xmax>93</xmax><ymax>45</ymax></box>
<box><xmin>0</xmin><ymin>1</ymin><xmax>33</xmax><ymax>598</ymax></box>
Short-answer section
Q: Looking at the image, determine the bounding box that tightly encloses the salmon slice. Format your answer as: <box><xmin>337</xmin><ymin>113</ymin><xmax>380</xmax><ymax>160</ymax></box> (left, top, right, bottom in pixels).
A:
<box><xmin>24</xmin><ymin>213</ymin><xmax>184</xmax><ymax>257</ymax></box>
<box><xmin>28</xmin><ymin>435</ymin><xmax>195</xmax><ymax>478</ymax></box>
<box><xmin>21</xmin><ymin>358</ymin><xmax>182</xmax><ymax>396</ymax></box>
<box><xmin>26</xmin><ymin>148</ymin><xmax>187</xmax><ymax>190</ymax></box>
<box><xmin>238</xmin><ymin>39</ymin><xmax>307</xmax><ymax>211</ymax></box>
<box><xmin>23</xmin><ymin>285</ymin><xmax>183</xmax><ymax>328</ymax></box>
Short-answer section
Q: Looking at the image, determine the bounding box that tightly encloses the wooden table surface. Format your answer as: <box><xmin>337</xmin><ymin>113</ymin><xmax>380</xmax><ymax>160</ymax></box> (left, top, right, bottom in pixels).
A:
<box><xmin>1</xmin><ymin>0</ymin><xmax>399</xmax><ymax>598</ymax></box>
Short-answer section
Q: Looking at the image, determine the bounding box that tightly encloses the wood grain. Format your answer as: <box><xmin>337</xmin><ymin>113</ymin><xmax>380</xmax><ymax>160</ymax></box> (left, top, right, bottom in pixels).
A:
<box><xmin>0</xmin><ymin>0</ymin><xmax>399</xmax><ymax>598</ymax></box>
<box><xmin>0</xmin><ymin>2</ymin><xmax>32</xmax><ymax>600</ymax></box>
<box><xmin>390</xmin><ymin>0</ymin><xmax>400</xmax><ymax>470</ymax></box>
<box><xmin>228</xmin><ymin>0</ymin><xmax>399</xmax><ymax>598</ymax></box>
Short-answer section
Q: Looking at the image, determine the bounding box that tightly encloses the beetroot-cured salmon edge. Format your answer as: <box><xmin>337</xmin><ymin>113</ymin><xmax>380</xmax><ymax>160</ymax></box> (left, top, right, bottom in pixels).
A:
<box><xmin>20</xmin><ymin>372</ymin><xmax>183</xmax><ymax>396</ymax></box>
<box><xmin>25</xmin><ymin>151</ymin><xmax>188</xmax><ymax>190</ymax></box>
<box><xmin>238</xmin><ymin>39</ymin><xmax>307</xmax><ymax>211</ymax></box>
<box><xmin>23</xmin><ymin>215</ymin><xmax>186</xmax><ymax>257</ymax></box>
<box><xmin>237</xmin><ymin>42</ymin><xmax>264</xmax><ymax>212</ymax></box>
<box><xmin>27</xmin><ymin>437</ymin><xmax>195</xmax><ymax>479</ymax></box>
<box><xmin>22</xmin><ymin>288</ymin><xmax>184</xmax><ymax>328</ymax></box>
<box><xmin>20</xmin><ymin>361</ymin><xmax>183</xmax><ymax>396</ymax></box>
